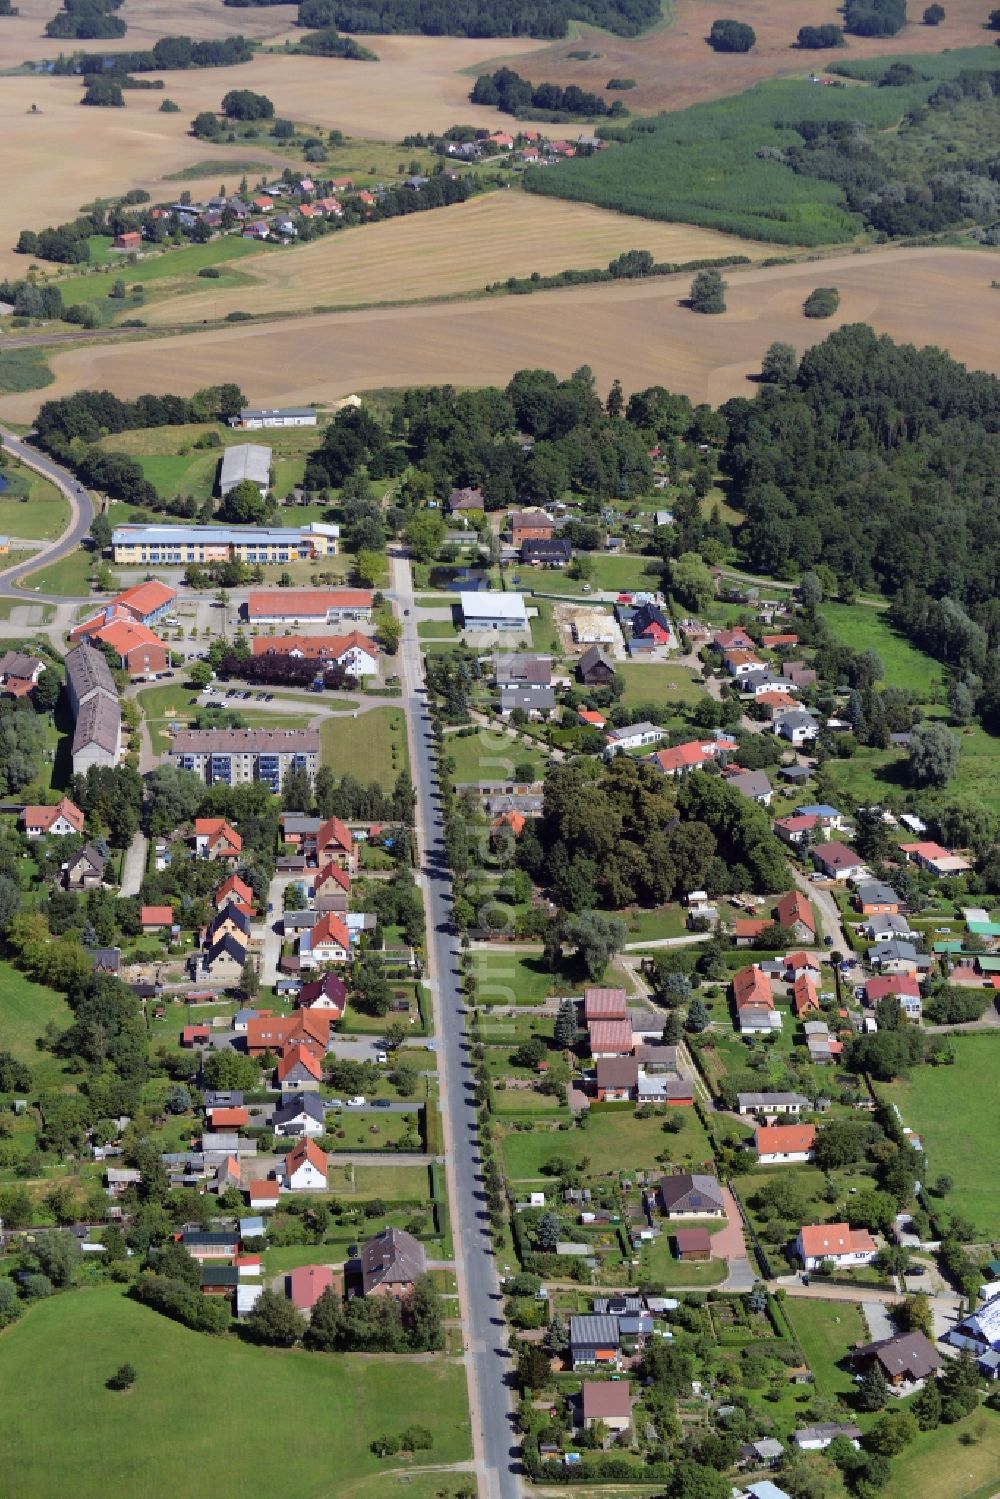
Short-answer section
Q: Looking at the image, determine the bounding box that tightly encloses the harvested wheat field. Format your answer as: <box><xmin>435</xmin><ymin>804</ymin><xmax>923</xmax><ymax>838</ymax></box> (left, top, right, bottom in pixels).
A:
<box><xmin>0</xmin><ymin>0</ymin><xmax>299</xmax><ymax>68</ymax></box>
<box><xmin>141</xmin><ymin>194</ymin><xmax>773</xmax><ymax>324</ymax></box>
<box><xmin>5</xmin><ymin>247</ymin><xmax>998</xmax><ymax>421</ymax></box>
<box><xmin>0</xmin><ymin>74</ymin><xmax>294</xmax><ymax>277</ymax></box>
<box><xmin>486</xmin><ymin>0</ymin><xmax>999</xmax><ymax>116</ymax></box>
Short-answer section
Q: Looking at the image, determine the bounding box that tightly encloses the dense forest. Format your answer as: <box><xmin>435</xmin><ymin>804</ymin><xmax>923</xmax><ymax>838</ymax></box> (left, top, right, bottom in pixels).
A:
<box><xmin>223</xmin><ymin>0</ymin><xmax>659</xmax><ymax>38</ymax></box>
<box><xmin>721</xmin><ymin>324</ymin><xmax>1000</xmax><ymax>708</ymax></box>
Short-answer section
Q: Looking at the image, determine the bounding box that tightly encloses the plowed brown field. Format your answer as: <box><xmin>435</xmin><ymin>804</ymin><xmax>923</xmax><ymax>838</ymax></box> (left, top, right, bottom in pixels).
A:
<box><xmin>4</xmin><ymin>247</ymin><xmax>997</xmax><ymax>421</ymax></box>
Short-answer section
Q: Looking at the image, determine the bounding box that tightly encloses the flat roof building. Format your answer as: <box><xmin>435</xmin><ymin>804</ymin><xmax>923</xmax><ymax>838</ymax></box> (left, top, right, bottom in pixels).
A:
<box><xmin>112</xmin><ymin>523</ymin><xmax>338</xmax><ymax>566</ymax></box>
<box><xmin>460</xmin><ymin>591</ymin><xmax>529</xmax><ymax>631</ymax></box>
<box><xmin>219</xmin><ymin>443</ymin><xmax>272</xmax><ymax>497</ymax></box>
<box><xmin>169</xmin><ymin>728</ymin><xmax>320</xmax><ymax>792</ymax></box>
<box><xmin>236</xmin><ymin>407</ymin><xmax>317</xmax><ymax>430</ymax></box>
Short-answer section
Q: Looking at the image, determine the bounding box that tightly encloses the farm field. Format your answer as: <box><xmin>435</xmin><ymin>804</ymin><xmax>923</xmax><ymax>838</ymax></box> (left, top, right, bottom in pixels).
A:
<box><xmin>320</xmin><ymin>706</ymin><xmax>409</xmax><ymax>788</ymax></box>
<box><xmin>880</xmin><ymin>1033</ymin><xmax>1000</xmax><ymax>1238</ymax></box>
<box><xmin>0</xmin><ymin>1286</ymin><xmax>472</xmax><ymax>1499</ymax></box>
<box><xmin>483</xmin><ymin>0</ymin><xmax>998</xmax><ymax>119</ymax></box>
<box><xmin>12</xmin><ymin>246</ymin><xmax>1000</xmax><ymax>423</ymax></box>
<box><xmin>140</xmin><ymin>195</ymin><xmax>772</xmax><ymax>324</ymax></box>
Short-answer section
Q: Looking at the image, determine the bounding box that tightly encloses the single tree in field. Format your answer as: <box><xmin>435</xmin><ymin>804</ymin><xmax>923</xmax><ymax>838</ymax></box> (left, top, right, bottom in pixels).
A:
<box><xmin>908</xmin><ymin>720</ymin><xmax>960</xmax><ymax>788</ymax></box>
<box><xmin>690</xmin><ymin>268</ymin><xmax>726</xmax><ymax>314</ymax></box>
<box><xmin>923</xmin><ymin>3</ymin><xmax>945</xmax><ymax>20</ymax></box>
<box><xmin>106</xmin><ymin>1362</ymin><xmax>136</xmax><ymax>1391</ymax></box>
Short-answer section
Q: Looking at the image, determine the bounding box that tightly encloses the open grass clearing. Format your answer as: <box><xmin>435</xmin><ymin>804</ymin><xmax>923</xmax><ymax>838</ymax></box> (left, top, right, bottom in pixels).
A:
<box><xmin>0</xmin><ymin>1286</ymin><xmax>471</xmax><ymax>1499</ymax></box>
<box><xmin>446</xmin><ymin>727</ymin><xmax>547</xmax><ymax>784</ymax></box>
<box><xmin>320</xmin><ymin>706</ymin><xmax>408</xmax><ymax>789</ymax></box>
<box><xmin>15</xmin><ymin>247</ymin><xmax>1000</xmax><ymax>424</ymax></box>
<box><xmin>639</xmin><ymin>1227</ymin><xmax>727</xmax><ymax>1287</ymax></box>
<box><xmin>0</xmin><ymin>958</ymin><xmax>75</xmax><ymax>1092</ymax></box>
<box><xmin>500</xmin><ymin>1103</ymin><xmax>713</xmax><ymax>1181</ymax></box>
<box><xmin>58</xmin><ymin>236</ymin><xmax>268</xmax><ymax>309</ymax></box>
<box><xmin>474</xmin><ymin>949</ymin><xmax>560</xmax><ymax>1007</ymax></box>
<box><xmin>520</xmin><ymin>552</ymin><xmax>661</xmax><ymax>598</ymax></box>
<box><xmin>614</xmin><ymin>661</ymin><xmax>706</xmax><ymax>710</ymax></box>
<box><xmin>883</xmin><ymin>1404</ymin><xmax>1000</xmax><ymax>1499</ymax></box>
<box><xmin>881</xmin><ymin>1033</ymin><xmax>1000</xmax><ymax>1238</ymax></box>
<box><xmin>0</xmin><ymin>471</ymin><xmax>69</xmax><ymax>541</ymax></box>
<box><xmin>141</xmin><ymin>194</ymin><xmax>770</xmax><ymax>325</ymax></box>
<box><xmin>782</xmin><ymin>1295</ymin><xmax>866</xmax><ymax>1401</ymax></box>
<box><xmin>819</xmin><ymin>602</ymin><xmax>945</xmax><ymax>701</ymax></box>
<box><xmin>15</xmin><ymin>546</ymin><xmax>100</xmax><ymax>597</ymax></box>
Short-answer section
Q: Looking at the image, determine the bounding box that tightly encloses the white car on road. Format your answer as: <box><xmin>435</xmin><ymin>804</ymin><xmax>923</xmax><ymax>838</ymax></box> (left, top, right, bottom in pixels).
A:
<box><xmin>347</xmin><ymin>1096</ymin><xmax>367</xmax><ymax>1107</ymax></box>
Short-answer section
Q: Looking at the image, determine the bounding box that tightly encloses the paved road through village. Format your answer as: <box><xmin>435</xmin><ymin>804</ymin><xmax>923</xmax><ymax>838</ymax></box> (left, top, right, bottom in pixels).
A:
<box><xmin>391</xmin><ymin>548</ymin><xmax>520</xmax><ymax>1499</ymax></box>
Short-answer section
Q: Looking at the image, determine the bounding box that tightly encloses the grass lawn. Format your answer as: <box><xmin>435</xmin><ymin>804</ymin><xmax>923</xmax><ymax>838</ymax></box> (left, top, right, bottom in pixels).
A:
<box><xmin>58</xmin><ymin>237</ymin><xmax>267</xmax><ymax>306</ymax></box>
<box><xmin>16</xmin><ymin>546</ymin><xmax>103</xmax><ymax>597</ymax></box>
<box><xmin>883</xmin><ymin>1404</ymin><xmax>1000</xmax><ymax>1499</ymax></box>
<box><xmin>0</xmin><ymin>1287</ymin><xmax>471</xmax><ymax>1499</ymax></box>
<box><xmin>473</xmin><ymin>949</ymin><xmax>564</xmax><ymax>1007</ymax></box>
<box><xmin>639</xmin><ymin>1228</ymin><xmax>727</xmax><ymax>1287</ymax></box>
<box><xmin>518</xmin><ymin>552</ymin><xmax>660</xmax><ymax>597</ymax></box>
<box><xmin>324</xmin><ymin>1109</ymin><xmax>416</xmax><ymax>1151</ymax></box>
<box><xmin>417</xmin><ymin>619</ymin><xmax>460</xmax><ymax>639</ymax></box>
<box><xmin>881</xmin><ymin>1033</ymin><xmax>1000</xmax><ymax>1237</ymax></box>
<box><xmin>819</xmin><ymin>603</ymin><xmax>944</xmax><ymax>701</ymax></box>
<box><xmin>615</xmin><ymin>662</ymin><xmax>707</xmax><ymax>710</ymax></box>
<box><xmin>0</xmin><ymin>959</ymin><xmax>75</xmax><ymax>1092</ymax></box>
<box><xmin>500</xmin><ymin>1104</ymin><xmax>714</xmax><ymax>1181</ymax></box>
<box><xmin>446</xmin><ymin>729</ymin><xmax>547</xmax><ymax>784</ymax></box>
<box><xmin>616</xmin><ymin>905</ymin><xmax>687</xmax><ymax>943</ymax></box>
<box><xmin>0</xmin><ymin>472</ymin><xmax>69</xmax><ymax>541</ymax></box>
<box><xmin>137</xmin><ymin>684</ymin><xmax>312</xmax><ymax>755</ymax></box>
<box><xmin>320</xmin><ymin>707</ymin><xmax>408</xmax><ymax>789</ymax></box>
<box><xmin>782</xmin><ymin>1296</ymin><xmax>866</xmax><ymax>1401</ymax></box>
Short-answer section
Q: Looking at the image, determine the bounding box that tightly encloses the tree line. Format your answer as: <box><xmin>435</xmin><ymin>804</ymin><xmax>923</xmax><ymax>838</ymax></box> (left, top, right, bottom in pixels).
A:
<box><xmin>222</xmin><ymin>0</ymin><xmax>660</xmax><ymax>39</ymax></box>
<box><xmin>471</xmin><ymin>66</ymin><xmax>627</xmax><ymax>119</ymax></box>
<box><xmin>50</xmin><ymin>34</ymin><xmax>254</xmax><ymax>74</ymax></box>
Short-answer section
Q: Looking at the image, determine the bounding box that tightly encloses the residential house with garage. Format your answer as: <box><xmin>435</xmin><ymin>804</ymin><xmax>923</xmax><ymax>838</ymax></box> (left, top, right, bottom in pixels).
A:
<box><xmin>774</xmin><ymin>891</ymin><xmax>816</xmax><ymax>942</ymax></box>
<box><xmin>595</xmin><ymin>1056</ymin><xmax>639</xmax><ymax>1101</ymax></box>
<box><xmin>272</xmin><ymin>1092</ymin><xmax>326</xmax><ymax>1138</ymax></box>
<box><xmin>276</xmin><ymin>1043</ymin><xmax>324</xmax><ymax>1093</ymax></box>
<box><xmin>774</xmin><ymin>709</ymin><xmax>819</xmax><ymax>746</ymax></box>
<box><xmin>865</xmin><ymin>974</ymin><xmax>923</xmax><ymax>1019</ymax></box>
<box><xmin>737</xmin><ymin>1092</ymin><xmax>810</xmax><ymax>1117</ymax></box>
<box><xmin>649</xmin><ymin>739</ymin><xmax>722</xmax><ymax>777</ymax></box>
<box><xmin>811</xmin><ymin>842</ymin><xmax>866</xmax><ymax>882</ymax></box>
<box><xmin>298</xmin><ymin>911</ymin><xmax>351</xmax><ymax>969</ymax></box>
<box><xmin>312</xmin><ymin>862</ymin><xmax>352</xmax><ymax>912</ymax></box>
<box><xmin>855</xmin><ymin>880</ymin><xmax>900</xmax><ymax>916</ymax></box>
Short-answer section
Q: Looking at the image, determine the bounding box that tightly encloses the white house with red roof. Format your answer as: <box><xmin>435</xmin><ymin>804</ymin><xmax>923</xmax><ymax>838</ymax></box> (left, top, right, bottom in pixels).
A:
<box><xmin>282</xmin><ymin>1138</ymin><xmax>328</xmax><ymax>1192</ymax></box>
<box><xmin>796</xmin><ymin>1222</ymin><xmax>877</xmax><ymax>1271</ymax></box>
<box><xmin>755</xmin><ymin>1123</ymin><xmax>816</xmax><ymax>1165</ymax></box>
<box><xmin>298</xmin><ymin>912</ymin><xmax>351</xmax><ymax>969</ymax></box>
<box><xmin>21</xmin><ymin>797</ymin><xmax>84</xmax><ymax>839</ymax></box>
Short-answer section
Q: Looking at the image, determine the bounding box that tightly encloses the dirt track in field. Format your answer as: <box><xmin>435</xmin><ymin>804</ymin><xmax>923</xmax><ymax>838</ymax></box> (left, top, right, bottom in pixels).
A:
<box><xmin>139</xmin><ymin>194</ymin><xmax>773</xmax><ymax>324</ymax></box>
<box><xmin>5</xmin><ymin>246</ymin><xmax>998</xmax><ymax>420</ymax></box>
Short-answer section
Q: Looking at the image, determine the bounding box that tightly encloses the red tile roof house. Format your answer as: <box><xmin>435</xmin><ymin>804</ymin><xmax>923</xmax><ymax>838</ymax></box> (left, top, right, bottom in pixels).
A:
<box><xmin>755</xmin><ymin>1123</ymin><xmax>816</xmax><ymax>1165</ymax></box>
<box><xmin>792</xmin><ymin>973</ymin><xmax>821</xmax><ymax>1019</ymax></box>
<box><xmin>712</xmin><ymin>627</ymin><xmax>755</xmax><ymax>653</ymax></box>
<box><xmin>299</xmin><ymin>911</ymin><xmax>351</xmax><ymax>969</ymax></box>
<box><xmin>775</xmin><ymin>890</ymin><xmax>816</xmax><ymax>941</ymax></box>
<box><xmin>181</xmin><ymin>1025</ymin><xmax>210</xmax><ymax>1047</ymax></box>
<box><xmin>248</xmin><ymin>1178</ymin><xmax>281</xmax><ymax>1211</ymax></box>
<box><xmin>215</xmin><ymin>873</ymin><xmax>254</xmax><ymax>911</ymax></box>
<box><xmin>734</xmin><ymin>918</ymin><xmax>769</xmax><ymax>945</ymax></box>
<box><xmin>193</xmin><ymin>818</ymin><xmax>242</xmax><ymax>860</ymax></box>
<box><xmin>21</xmin><ymin>797</ymin><xmax>85</xmax><ymax>839</ymax></box>
<box><xmin>73</xmin><ymin>619</ymin><xmax>169</xmax><ymax>679</ymax></box>
<box><xmin>732</xmin><ymin>965</ymin><xmax>774</xmax><ymax>1011</ymax></box>
<box><xmin>588</xmin><ymin>1019</ymin><xmax>634</xmax><ymax>1057</ymax></box>
<box><xmin>313</xmin><ymin>815</ymin><xmax>357</xmax><ymax>872</ymax></box>
<box><xmin>584</xmin><ymin>986</ymin><xmax>627</xmax><ymax>1023</ymax></box>
<box><xmin>313</xmin><ymin>861</ymin><xmax>351</xmax><ymax>913</ymax></box>
<box><xmin>774</xmin><ymin>813</ymin><xmax>821</xmax><ymax>847</ymax></box>
<box><xmin>276</xmin><ymin>1043</ymin><xmax>324</xmax><ymax>1092</ymax></box>
<box><xmin>579</xmin><ymin>1380</ymin><xmax>633</xmax><ymax>1432</ymax></box>
<box><xmin>282</xmin><ymin>1137</ymin><xmax>328</xmax><ymax>1192</ymax></box>
<box><xmin>209</xmin><ymin>1106</ymin><xmax>250</xmax><ymax>1130</ymax></box>
<box><xmin>649</xmin><ymin>740</ymin><xmax>720</xmax><ymax>776</ymax></box>
<box><xmin>796</xmin><ymin>1222</ymin><xmax>877</xmax><ymax>1272</ymax></box>
<box><xmin>784</xmin><ymin>951</ymin><xmax>821</xmax><ymax>981</ymax></box>
<box><xmin>811</xmin><ymin>842</ymin><xmax>866</xmax><ymax>881</ymax></box>
<box><xmin>141</xmin><ymin>904</ymin><xmax>174</xmax><ymax>933</ymax></box>
<box><xmin>287</xmin><ymin>1263</ymin><xmax>334</xmax><ymax>1313</ymax></box>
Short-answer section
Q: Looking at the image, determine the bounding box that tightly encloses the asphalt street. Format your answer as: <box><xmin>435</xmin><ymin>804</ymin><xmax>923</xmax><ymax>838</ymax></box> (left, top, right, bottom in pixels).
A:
<box><xmin>0</xmin><ymin>427</ymin><xmax>95</xmax><ymax>601</ymax></box>
<box><xmin>392</xmin><ymin>549</ymin><xmax>520</xmax><ymax>1499</ymax></box>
